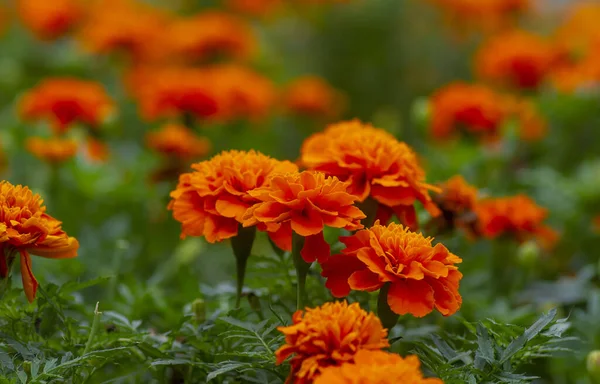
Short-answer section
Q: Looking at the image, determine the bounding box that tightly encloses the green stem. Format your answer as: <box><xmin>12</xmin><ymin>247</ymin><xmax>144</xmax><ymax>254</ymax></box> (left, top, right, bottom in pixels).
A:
<box><xmin>0</xmin><ymin>250</ymin><xmax>16</xmax><ymax>301</ymax></box>
<box><xmin>231</xmin><ymin>225</ymin><xmax>256</xmax><ymax>308</ymax></box>
<box><xmin>292</xmin><ymin>233</ymin><xmax>311</xmax><ymax>310</ymax></box>
<box><xmin>83</xmin><ymin>302</ymin><xmax>102</xmax><ymax>356</ymax></box>
<box><xmin>377</xmin><ymin>283</ymin><xmax>399</xmax><ymax>330</ymax></box>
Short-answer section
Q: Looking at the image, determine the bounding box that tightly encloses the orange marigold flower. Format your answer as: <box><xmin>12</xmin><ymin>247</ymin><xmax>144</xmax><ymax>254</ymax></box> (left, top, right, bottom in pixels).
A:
<box><xmin>429</xmin><ymin>82</ymin><xmax>509</xmax><ymax>142</ymax></box>
<box><xmin>322</xmin><ymin>222</ymin><xmax>463</xmax><ymax>318</ymax></box>
<box><xmin>17</xmin><ymin>0</ymin><xmax>84</xmax><ymax>40</ymax></box>
<box><xmin>242</xmin><ymin>171</ymin><xmax>365</xmax><ymax>263</ymax></box>
<box><xmin>0</xmin><ymin>181</ymin><xmax>79</xmax><ymax>302</ymax></box>
<box><xmin>475</xmin><ymin>194</ymin><xmax>558</xmax><ymax>248</ymax></box>
<box><xmin>79</xmin><ymin>0</ymin><xmax>170</xmax><ymax>62</ymax></box>
<box><xmin>475</xmin><ymin>30</ymin><xmax>559</xmax><ymax>90</ymax></box>
<box><xmin>427</xmin><ymin>0</ymin><xmax>529</xmax><ymax>32</ymax></box>
<box><xmin>283</xmin><ymin>76</ymin><xmax>345</xmax><ymax>120</ymax></box>
<box><xmin>430</xmin><ymin>175</ymin><xmax>478</xmax><ymax>236</ymax></box>
<box><xmin>225</xmin><ymin>0</ymin><xmax>282</xmax><ymax>16</ymax></box>
<box><xmin>166</xmin><ymin>11</ymin><xmax>255</xmax><ymax>63</ymax></box>
<box><xmin>275</xmin><ymin>301</ymin><xmax>389</xmax><ymax>384</ymax></box>
<box><xmin>19</xmin><ymin>78</ymin><xmax>114</xmax><ymax>134</ymax></box>
<box><xmin>135</xmin><ymin>67</ymin><xmax>221</xmax><ymax>122</ymax></box>
<box><xmin>146</xmin><ymin>124</ymin><xmax>211</xmax><ymax>160</ymax></box>
<box><xmin>169</xmin><ymin>150</ymin><xmax>298</xmax><ymax>243</ymax></box>
<box><xmin>315</xmin><ymin>349</ymin><xmax>443</xmax><ymax>384</ymax></box>
<box><xmin>300</xmin><ymin>120</ymin><xmax>439</xmax><ymax>228</ymax></box>
<box><xmin>26</xmin><ymin>137</ymin><xmax>78</xmax><ymax>164</ymax></box>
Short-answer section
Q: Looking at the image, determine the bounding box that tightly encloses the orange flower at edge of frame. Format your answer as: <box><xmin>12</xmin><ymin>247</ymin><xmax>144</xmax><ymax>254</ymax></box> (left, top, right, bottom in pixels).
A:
<box><xmin>322</xmin><ymin>221</ymin><xmax>463</xmax><ymax>318</ymax></box>
<box><xmin>0</xmin><ymin>181</ymin><xmax>79</xmax><ymax>302</ymax></box>
<box><xmin>314</xmin><ymin>349</ymin><xmax>443</xmax><ymax>384</ymax></box>
<box><xmin>242</xmin><ymin>171</ymin><xmax>365</xmax><ymax>264</ymax></box>
<box><xmin>17</xmin><ymin>0</ymin><xmax>84</xmax><ymax>40</ymax></box>
<box><xmin>275</xmin><ymin>301</ymin><xmax>389</xmax><ymax>384</ymax></box>
<box><xmin>26</xmin><ymin>137</ymin><xmax>78</xmax><ymax>164</ymax></box>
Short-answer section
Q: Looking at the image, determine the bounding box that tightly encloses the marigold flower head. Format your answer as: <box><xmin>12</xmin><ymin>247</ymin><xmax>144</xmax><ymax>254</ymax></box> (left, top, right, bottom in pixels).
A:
<box><xmin>427</xmin><ymin>0</ymin><xmax>529</xmax><ymax>32</ymax></box>
<box><xmin>17</xmin><ymin>0</ymin><xmax>84</xmax><ymax>40</ymax></box>
<box><xmin>475</xmin><ymin>30</ymin><xmax>559</xmax><ymax>90</ymax></box>
<box><xmin>225</xmin><ymin>0</ymin><xmax>282</xmax><ymax>16</ymax></box>
<box><xmin>242</xmin><ymin>171</ymin><xmax>365</xmax><ymax>263</ymax></box>
<box><xmin>19</xmin><ymin>78</ymin><xmax>114</xmax><ymax>134</ymax></box>
<box><xmin>475</xmin><ymin>194</ymin><xmax>558</xmax><ymax>249</ymax></box>
<box><xmin>79</xmin><ymin>0</ymin><xmax>170</xmax><ymax>62</ymax></box>
<box><xmin>315</xmin><ymin>349</ymin><xmax>443</xmax><ymax>384</ymax></box>
<box><xmin>429</xmin><ymin>82</ymin><xmax>509</xmax><ymax>142</ymax></box>
<box><xmin>284</xmin><ymin>76</ymin><xmax>345</xmax><ymax>120</ymax></box>
<box><xmin>26</xmin><ymin>137</ymin><xmax>78</xmax><ymax>164</ymax></box>
<box><xmin>0</xmin><ymin>181</ymin><xmax>79</xmax><ymax>302</ymax></box>
<box><xmin>431</xmin><ymin>175</ymin><xmax>478</xmax><ymax>235</ymax></box>
<box><xmin>146</xmin><ymin>124</ymin><xmax>211</xmax><ymax>160</ymax></box>
<box><xmin>300</xmin><ymin>120</ymin><xmax>440</xmax><ymax>228</ymax></box>
<box><xmin>165</xmin><ymin>11</ymin><xmax>255</xmax><ymax>63</ymax></box>
<box><xmin>169</xmin><ymin>150</ymin><xmax>298</xmax><ymax>243</ymax></box>
<box><xmin>322</xmin><ymin>222</ymin><xmax>462</xmax><ymax>318</ymax></box>
<box><xmin>275</xmin><ymin>301</ymin><xmax>389</xmax><ymax>384</ymax></box>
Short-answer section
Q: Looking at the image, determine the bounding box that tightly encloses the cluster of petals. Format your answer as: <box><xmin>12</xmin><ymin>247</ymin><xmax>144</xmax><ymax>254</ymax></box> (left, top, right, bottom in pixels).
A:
<box><xmin>0</xmin><ymin>181</ymin><xmax>79</xmax><ymax>302</ymax></box>
<box><xmin>315</xmin><ymin>349</ymin><xmax>443</xmax><ymax>384</ymax></box>
<box><xmin>146</xmin><ymin>124</ymin><xmax>211</xmax><ymax>160</ymax></box>
<box><xmin>26</xmin><ymin>137</ymin><xmax>78</xmax><ymax>164</ymax></box>
<box><xmin>17</xmin><ymin>0</ymin><xmax>84</xmax><ymax>40</ymax></box>
<box><xmin>322</xmin><ymin>222</ymin><xmax>463</xmax><ymax>318</ymax></box>
<box><xmin>475</xmin><ymin>194</ymin><xmax>558</xmax><ymax>248</ymax></box>
<box><xmin>242</xmin><ymin>171</ymin><xmax>365</xmax><ymax>263</ymax></box>
<box><xmin>283</xmin><ymin>76</ymin><xmax>345</xmax><ymax>120</ymax></box>
<box><xmin>431</xmin><ymin>175</ymin><xmax>479</xmax><ymax>235</ymax></box>
<box><xmin>300</xmin><ymin>120</ymin><xmax>440</xmax><ymax>228</ymax></box>
<box><xmin>165</xmin><ymin>11</ymin><xmax>255</xmax><ymax>63</ymax></box>
<box><xmin>475</xmin><ymin>30</ymin><xmax>560</xmax><ymax>90</ymax></box>
<box><xmin>275</xmin><ymin>301</ymin><xmax>389</xmax><ymax>384</ymax></box>
<box><xmin>19</xmin><ymin>78</ymin><xmax>114</xmax><ymax>133</ymax></box>
<box><xmin>169</xmin><ymin>150</ymin><xmax>298</xmax><ymax>243</ymax></box>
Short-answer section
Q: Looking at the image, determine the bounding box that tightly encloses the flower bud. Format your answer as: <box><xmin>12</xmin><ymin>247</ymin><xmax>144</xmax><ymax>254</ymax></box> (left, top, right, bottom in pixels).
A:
<box><xmin>22</xmin><ymin>361</ymin><xmax>31</xmax><ymax>376</ymax></box>
<box><xmin>588</xmin><ymin>350</ymin><xmax>600</xmax><ymax>383</ymax></box>
<box><xmin>517</xmin><ymin>241</ymin><xmax>540</xmax><ymax>268</ymax></box>
<box><xmin>191</xmin><ymin>298</ymin><xmax>206</xmax><ymax>324</ymax></box>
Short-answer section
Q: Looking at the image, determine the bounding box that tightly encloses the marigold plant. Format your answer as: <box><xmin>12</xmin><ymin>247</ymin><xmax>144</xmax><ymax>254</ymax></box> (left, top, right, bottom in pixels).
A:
<box><xmin>275</xmin><ymin>301</ymin><xmax>389</xmax><ymax>384</ymax></box>
<box><xmin>17</xmin><ymin>0</ymin><xmax>84</xmax><ymax>40</ymax></box>
<box><xmin>26</xmin><ymin>137</ymin><xmax>78</xmax><ymax>164</ymax></box>
<box><xmin>146</xmin><ymin>124</ymin><xmax>211</xmax><ymax>160</ymax></box>
<box><xmin>315</xmin><ymin>349</ymin><xmax>443</xmax><ymax>384</ymax></box>
<box><xmin>300</xmin><ymin>120</ymin><xmax>440</xmax><ymax>228</ymax></box>
<box><xmin>169</xmin><ymin>150</ymin><xmax>298</xmax><ymax>243</ymax></box>
<box><xmin>0</xmin><ymin>181</ymin><xmax>79</xmax><ymax>302</ymax></box>
<box><xmin>475</xmin><ymin>30</ymin><xmax>559</xmax><ymax>90</ymax></box>
<box><xmin>475</xmin><ymin>194</ymin><xmax>558</xmax><ymax>249</ymax></box>
<box><xmin>283</xmin><ymin>75</ymin><xmax>345</xmax><ymax>120</ymax></box>
<box><xmin>322</xmin><ymin>221</ymin><xmax>463</xmax><ymax>318</ymax></box>
<box><xmin>242</xmin><ymin>171</ymin><xmax>365</xmax><ymax>263</ymax></box>
<box><xmin>19</xmin><ymin>78</ymin><xmax>114</xmax><ymax>133</ymax></box>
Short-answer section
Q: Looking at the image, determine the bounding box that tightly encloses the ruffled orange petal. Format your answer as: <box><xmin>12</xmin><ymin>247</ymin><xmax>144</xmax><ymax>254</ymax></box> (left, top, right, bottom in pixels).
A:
<box><xmin>300</xmin><ymin>232</ymin><xmax>330</xmax><ymax>263</ymax></box>
<box><xmin>348</xmin><ymin>269</ymin><xmax>382</xmax><ymax>291</ymax></box>
<box><xmin>27</xmin><ymin>236</ymin><xmax>79</xmax><ymax>259</ymax></box>
<box><xmin>20</xmin><ymin>250</ymin><xmax>38</xmax><ymax>303</ymax></box>
<box><xmin>321</xmin><ymin>254</ymin><xmax>365</xmax><ymax>297</ymax></box>
<box><xmin>387</xmin><ymin>279</ymin><xmax>435</xmax><ymax>318</ymax></box>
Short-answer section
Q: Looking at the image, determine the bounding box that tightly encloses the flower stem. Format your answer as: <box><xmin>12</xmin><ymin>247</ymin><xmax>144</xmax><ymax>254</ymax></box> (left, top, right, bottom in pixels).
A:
<box><xmin>0</xmin><ymin>250</ymin><xmax>16</xmax><ymax>301</ymax></box>
<box><xmin>377</xmin><ymin>283</ymin><xmax>399</xmax><ymax>330</ymax></box>
<box><xmin>83</xmin><ymin>302</ymin><xmax>102</xmax><ymax>356</ymax></box>
<box><xmin>231</xmin><ymin>225</ymin><xmax>256</xmax><ymax>307</ymax></box>
<box><xmin>292</xmin><ymin>233</ymin><xmax>311</xmax><ymax>310</ymax></box>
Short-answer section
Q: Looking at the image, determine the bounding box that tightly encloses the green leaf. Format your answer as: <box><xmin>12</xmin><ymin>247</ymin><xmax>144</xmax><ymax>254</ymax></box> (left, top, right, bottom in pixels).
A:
<box><xmin>206</xmin><ymin>362</ymin><xmax>248</xmax><ymax>381</ymax></box>
<box><xmin>500</xmin><ymin>309</ymin><xmax>557</xmax><ymax>364</ymax></box>
<box><xmin>475</xmin><ymin>323</ymin><xmax>495</xmax><ymax>369</ymax></box>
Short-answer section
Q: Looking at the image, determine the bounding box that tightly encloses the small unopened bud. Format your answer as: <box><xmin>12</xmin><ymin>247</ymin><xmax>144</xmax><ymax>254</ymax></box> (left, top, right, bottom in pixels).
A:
<box><xmin>517</xmin><ymin>241</ymin><xmax>540</xmax><ymax>268</ymax></box>
<box><xmin>191</xmin><ymin>298</ymin><xmax>206</xmax><ymax>324</ymax></box>
<box><xmin>588</xmin><ymin>350</ymin><xmax>600</xmax><ymax>383</ymax></box>
<box><xmin>22</xmin><ymin>361</ymin><xmax>31</xmax><ymax>376</ymax></box>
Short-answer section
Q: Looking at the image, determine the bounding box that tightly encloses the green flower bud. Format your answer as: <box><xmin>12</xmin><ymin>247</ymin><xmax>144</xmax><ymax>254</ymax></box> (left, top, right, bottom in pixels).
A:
<box><xmin>191</xmin><ymin>298</ymin><xmax>206</xmax><ymax>324</ymax></box>
<box><xmin>588</xmin><ymin>350</ymin><xmax>600</xmax><ymax>383</ymax></box>
<box><xmin>22</xmin><ymin>361</ymin><xmax>31</xmax><ymax>376</ymax></box>
<box><xmin>517</xmin><ymin>241</ymin><xmax>540</xmax><ymax>268</ymax></box>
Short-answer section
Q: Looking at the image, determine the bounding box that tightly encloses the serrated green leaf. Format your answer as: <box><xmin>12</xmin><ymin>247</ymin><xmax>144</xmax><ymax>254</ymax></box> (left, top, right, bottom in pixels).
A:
<box><xmin>500</xmin><ymin>309</ymin><xmax>556</xmax><ymax>363</ymax></box>
<box><xmin>206</xmin><ymin>362</ymin><xmax>248</xmax><ymax>381</ymax></box>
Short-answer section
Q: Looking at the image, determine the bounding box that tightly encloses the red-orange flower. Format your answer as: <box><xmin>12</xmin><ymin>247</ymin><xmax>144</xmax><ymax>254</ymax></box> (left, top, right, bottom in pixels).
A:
<box><xmin>79</xmin><ymin>0</ymin><xmax>170</xmax><ymax>62</ymax></box>
<box><xmin>25</xmin><ymin>137</ymin><xmax>78</xmax><ymax>164</ymax></box>
<box><xmin>225</xmin><ymin>0</ymin><xmax>282</xmax><ymax>16</ymax></box>
<box><xmin>429</xmin><ymin>82</ymin><xmax>509</xmax><ymax>142</ymax></box>
<box><xmin>475</xmin><ymin>30</ymin><xmax>559</xmax><ymax>90</ymax></box>
<box><xmin>475</xmin><ymin>194</ymin><xmax>558</xmax><ymax>249</ymax></box>
<box><xmin>427</xmin><ymin>0</ymin><xmax>529</xmax><ymax>32</ymax></box>
<box><xmin>300</xmin><ymin>120</ymin><xmax>440</xmax><ymax>228</ymax></box>
<box><xmin>322</xmin><ymin>222</ymin><xmax>462</xmax><ymax>318</ymax></box>
<box><xmin>275</xmin><ymin>301</ymin><xmax>389</xmax><ymax>384</ymax></box>
<box><xmin>242</xmin><ymin>171</ymin><xmax>365</xmax><ymax>263</ymax></box>
<box><xmin>19</xmin><ymin>78</ymin><xmax>114</xmax><ymax>134</ymax></box>
<box><xmin>283</xmin><ymin>76</ymin><xmax>345</xmax><ymax>120</ymax></box>
<box><xmin>146</xmin><ymin>124</ymin><xmax>211</xmax><ymax>160</ymax></box>
<box><xmin>169</xmin><ymin>150</ymin><xmax>298</xmax><ymax>243</ymax></box>
<box><xmin>315</xmin><ymin>349</ymin><xmax>443</xmax><ymax>384</ymax></box>
<box><xmin>165</xmin><ymin>11</ymin><xmax>255</xmax><ymax>63</ymax></box>
<box><xmin>17</xmin><ymin>0</ymin><xmax>84</xmax><ymax>40</ymax></box>
<box><xmin>0</xmin><ymin>181</ymin><xmax>79</xmax><ymax>302</ymax></box>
